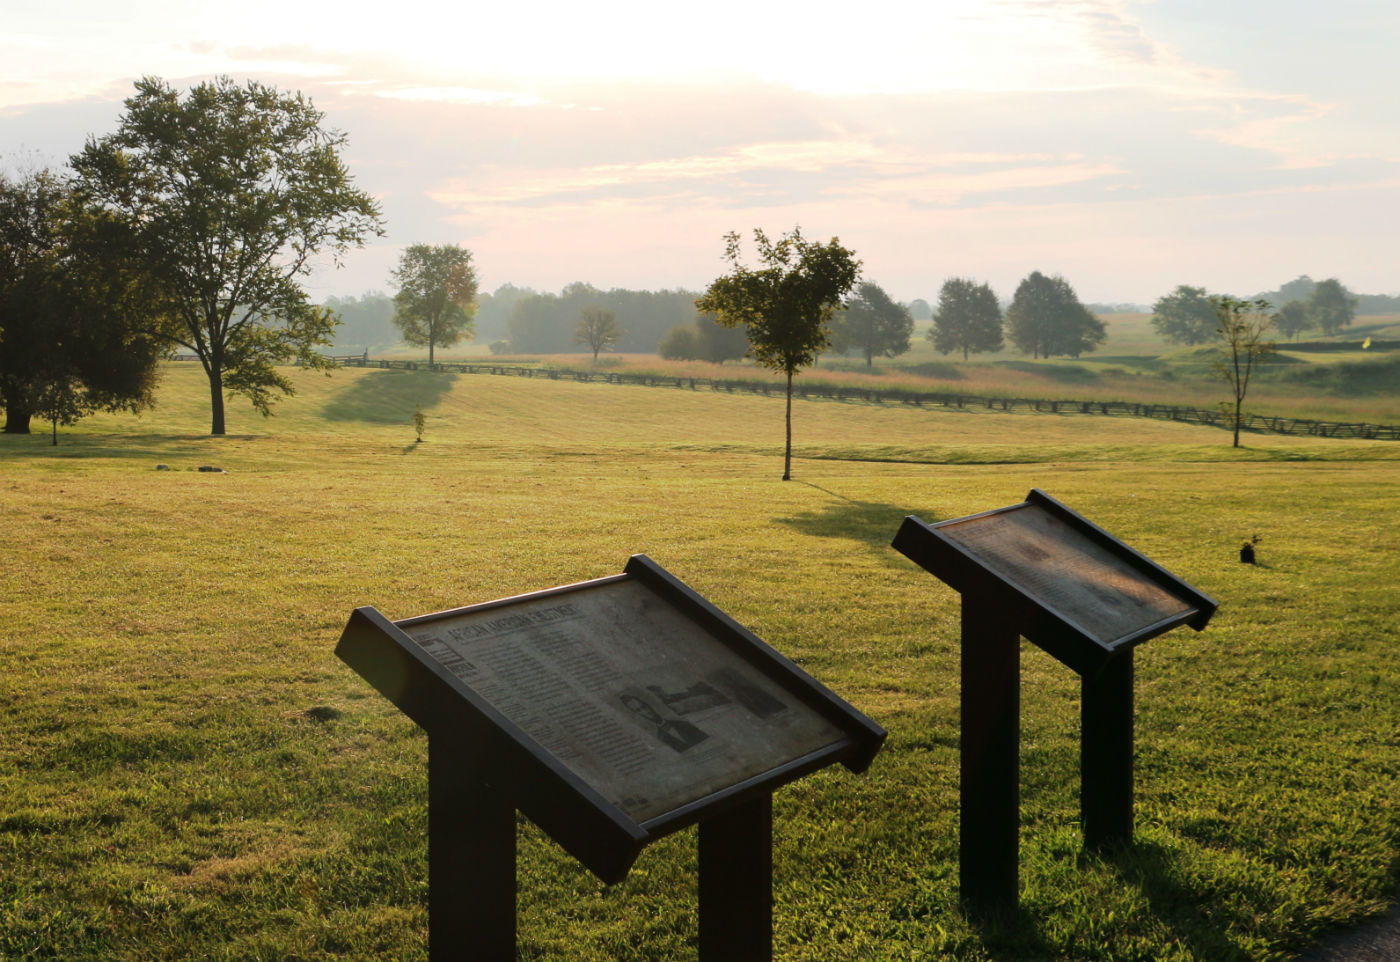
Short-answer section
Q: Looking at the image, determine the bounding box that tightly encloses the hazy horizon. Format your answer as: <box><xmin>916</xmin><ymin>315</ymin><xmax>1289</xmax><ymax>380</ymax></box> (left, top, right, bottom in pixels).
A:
<box><xmin>5</xmin><ymin>1</ymin><xmax>1396</xmax><ymax>306</ymax></box>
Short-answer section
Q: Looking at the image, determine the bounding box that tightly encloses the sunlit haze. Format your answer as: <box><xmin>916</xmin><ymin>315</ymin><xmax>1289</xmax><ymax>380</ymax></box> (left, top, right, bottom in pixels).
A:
<box><xmin>4</xmin><ymin>0</ymin><xmax>1396</xmax><ymax>305</ymax></box>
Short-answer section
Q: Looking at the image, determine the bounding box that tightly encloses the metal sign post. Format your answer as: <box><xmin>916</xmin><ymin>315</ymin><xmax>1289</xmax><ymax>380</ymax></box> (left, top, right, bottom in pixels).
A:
<box><xmin>337</xmin><ymin>555</ymin><xmax>886</xmax><ymax>961</ymax></box>
<box><xmin>893</xmin><ymin>489</ymin><xmax>1217</xmax><ymax>913</ymax></box>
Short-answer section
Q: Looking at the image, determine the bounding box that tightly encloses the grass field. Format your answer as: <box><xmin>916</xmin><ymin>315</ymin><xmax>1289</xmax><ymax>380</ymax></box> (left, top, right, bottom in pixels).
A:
<box><xmin>2</xmin><ymin>362</ymin><xmax>1398</xmax><ymax>961</ymax></box>
<box><xmin>427</xmin><ymin>310</ymin><xmax>1400</xmax><ymax>425</ymax></box>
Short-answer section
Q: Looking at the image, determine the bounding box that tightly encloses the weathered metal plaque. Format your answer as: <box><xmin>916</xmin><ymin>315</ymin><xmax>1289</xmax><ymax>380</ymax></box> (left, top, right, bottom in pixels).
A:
<box><xmin>891</xmin><ymin>489</ymin><xmax>1218</xmax><ymax>910</ymax></box>
<box><xmin>338</xmin><ymin>555</ymin><xmax>885</xmax><ymax>883</ymax></box>
<box><xmin>892</xmin><ymin>489</ymin><xmax>1217</xmax><ymax>676</ymax></box>
<box><xmin>401</xmin><ymin>577</ymin><xmax>847</xmax><ymax>823</ymax></box>
<box><xmin>935</xmin><ymin>502</ymin><xmax>1194</xmax><ymax>648</ymax></box>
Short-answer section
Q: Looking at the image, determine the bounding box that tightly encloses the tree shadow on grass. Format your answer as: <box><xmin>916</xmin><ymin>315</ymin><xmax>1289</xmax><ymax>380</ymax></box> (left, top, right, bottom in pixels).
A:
<box><xmin>321</xmin><ymin>368</ymin><xmax>457</xmax><ymax>423</ymax></box>
<box><xmin>775</xmin><ymin>481</ymin><xmax>936</xmax><ymax>561</ymax></box>
<box><xmin>0</xmin><ymin>433</ymin><xmax>261</xmax><ymax>463</ymax></box>
<box><xmin>901</xmin><ymin>361</ymin><xmax>967</xmax><ymax>381</ymax></box>
<box><xmin>995</xmin><ymin>360</ymin><xmax>1105</xmax><ymax>384</ymax></box>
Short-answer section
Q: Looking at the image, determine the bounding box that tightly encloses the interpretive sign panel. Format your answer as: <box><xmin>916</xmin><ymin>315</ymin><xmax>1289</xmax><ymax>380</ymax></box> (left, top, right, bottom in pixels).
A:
<box><xmin>936</xmin><ymin>502</ymin><xmax>1195</xmax><ymax>646</ymax></box>
<box><xmin>892</xmin><ymin>488</ymin><xmax>1216</xmax><ymax>675</ymax></box>
<box><xmin>337</xmin><ymin>554</ymin><xmax>885</xmax><ymax>884</ymax></box>
<box><xmin>399</xmin><ymin>576</ymin><xmax>850</xmax><ymax>824</ymax></box>
<box><xmin>891</xmin><ymin>488</ymin><xmax>1217</xmax><ymax>911</ymax></box>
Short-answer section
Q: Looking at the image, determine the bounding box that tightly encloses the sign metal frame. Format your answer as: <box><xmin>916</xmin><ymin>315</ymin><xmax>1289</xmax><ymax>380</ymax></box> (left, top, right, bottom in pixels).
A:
<box><xmin>337</xmin><ymin>554</ymin><xmax>885</xmax><ymax>960</ymax></box>
<box><xmin>892</xmin><ymin>489</ymin><xmax>1217</xmax><ymax>911</ymax></box>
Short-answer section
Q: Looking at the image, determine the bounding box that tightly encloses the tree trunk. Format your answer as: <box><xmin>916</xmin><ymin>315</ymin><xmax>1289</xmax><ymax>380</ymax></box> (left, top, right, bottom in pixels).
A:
<box><xmin>1233</xmin><ymin>396</ymin><xmax>1242</xmax><ymax>447</ymax></box>
<box><xmin>429</xmin><ymin>338</ymin><xmax>436</xmax><ymax>369</ymax></box>
<box><xmin>2</xmin><ymin>387</ymin><xmax>32</xmax><ymax>434</ymax></box>
<box><xmin>209</xmin><ymin>365</ymin><xmax>226</xmax><ymax>436</ymax></box>
<box><xmin>783</xmin><ymin>369</ymin><xmax>793</xmax><ymax>481</ymax></box>
<box><xmin>51</xmin><ymin>418</ymin><xmax>58</xmax><ymax>446</ymax></box>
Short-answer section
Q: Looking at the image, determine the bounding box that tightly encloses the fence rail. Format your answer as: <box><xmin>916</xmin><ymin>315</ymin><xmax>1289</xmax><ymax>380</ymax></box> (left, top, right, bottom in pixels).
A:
<box><xmin>332</xmin><ymin>357</ymin><xmax>1400</xmax><ymax>441</ymax></box>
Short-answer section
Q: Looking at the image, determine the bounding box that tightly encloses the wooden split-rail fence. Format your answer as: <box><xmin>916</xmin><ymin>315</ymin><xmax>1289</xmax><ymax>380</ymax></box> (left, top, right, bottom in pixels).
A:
<box><xmin>330</xmin><ymin>356</ymin><xmax>1400</xmax><ymax>441</ymax></box>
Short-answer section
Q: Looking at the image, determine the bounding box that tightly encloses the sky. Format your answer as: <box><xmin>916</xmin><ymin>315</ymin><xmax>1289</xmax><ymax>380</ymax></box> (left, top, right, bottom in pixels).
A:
<box><xmin>3</xmin><ymin>0</ymin><xmax>1397</xmax><ymax>306</ymax></box>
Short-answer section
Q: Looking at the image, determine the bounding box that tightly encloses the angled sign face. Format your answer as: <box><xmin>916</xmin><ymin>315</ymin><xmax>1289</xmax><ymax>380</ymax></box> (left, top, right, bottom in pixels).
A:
<box><xmin>892</xmin><ymin>489</ymin><xmax>1217</xmax><ymax>675</ymax></box>
<box><xmin>337</xmin><ymin>554</ymin><xmax>885</xmax><ymax>883</ymax></box>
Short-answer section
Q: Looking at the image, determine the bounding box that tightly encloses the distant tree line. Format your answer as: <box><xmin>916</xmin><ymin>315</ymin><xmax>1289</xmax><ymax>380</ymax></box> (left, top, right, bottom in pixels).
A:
<box><xmin>1252</xmin><ymin>275</ymin><xmax>1398</xmax><ymax>316</ymax></box>
<box><xmin>322</xmin><ymin>292</ymin><xmax>394</xmax><ymax>350</ymax></box>
<box><xmin>658</xmin><ymin>313</ymin><xmax>749</xmax><ymax>363</ymax></box>
<box><xmin>506</xmin><ymin>284</ymin><xmax>701</xmax><ymax>354</ymax></box>
<box><xmin>327</xmin><ymin>270</ymin><xmax>1129</xmax><ymax>365</ymax></box>
<box><xmin>1151</xmin><ymin>275</ymin><xmax>1363</xmax><ymax>345</ymax></box>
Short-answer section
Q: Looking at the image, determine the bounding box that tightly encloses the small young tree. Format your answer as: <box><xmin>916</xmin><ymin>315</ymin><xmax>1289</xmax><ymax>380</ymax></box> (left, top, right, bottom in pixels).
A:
<box><xmin>1213</xmin><ymin>296</ymin><xmax>1275</xmax><ymax>447</ymax></box>
<box><xmin>1150</xmin><ymin>285</ymin><xmax>1218</xmax><ymax>345</ymax></box>
<box><xmin>574</xmin><ymin>306</ymin><xmax>620</xmax><ymax>360</ymax></box>
<box><xmin>658</xmin><ymin>325</ymin><xmax>700</xmax><ymax>360</ymax></box>
<box><xmin>930</xmin><ymin>277</ymin><xmax>1003</xmax><ymax>360</ymax></box>
<box><xmin>391</xmin><ymin>243</ymin><xmax>479</xmax><ymax>366</ymax></box>
<box><xmin>31</xmin><ymin>371</ymin><xmax>86</xmax><ymax>447</ymax></box>
<box><xmin>695</xmin><ymin>227</ymin><xmax>860</xmax><ymax>480</ymax></box>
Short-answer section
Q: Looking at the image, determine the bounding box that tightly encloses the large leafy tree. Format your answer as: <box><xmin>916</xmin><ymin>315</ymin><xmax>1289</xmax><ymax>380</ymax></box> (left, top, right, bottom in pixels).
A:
<box><xmin>574</xmin><ymin>306</ymin><xmax>620</xmax><ymax>360</ymax></box>
<box><xmin>831</xmin><ymin>280</ymin><xmax>913</xmax><ymax>367</ymax></box>
<box><xmin>658</xmin><ymin>325</ymin><xmax>700</xmax><ymax>360</ymax></box>
<box><xmin>1</xmin><ymin>167</ymin><xmax>165</xmax><ymax>435</ymax></box>
<box><xmin>1213</xmin><ymin>297</ymin><xmax>1275</xmax><ymax>447</ymax></box>
<box><xmin>1274</xmin><ymin>274</ymin><xmax>1315</xmax><ymax>305</ymax></box>
<box><xmin>1150</xmin><ymin>285</ymin><xmax>1218</xmax><ymax>345</ymax></box>
<box><xmin>657</xmin><ymin>315</ymin><xmax>748</xmax><ymax>363</ymax></box>
<box><xmin>695</xmin><ymin>312</ymin><xmax>749</xmax><ymax>363</ymax></box>
<box><xmin>0</xmin><ymin>167</ymin><xmax>64</xmax><ymax>433</ymax></box>
<box><xmin>930</xmin><ymin>277</ymin><xmax>1003</xmax><ymax>360</ymax></box>
<box><xmin>1273</xmin><ymin>300</ymin><xmax>1310</xmax><ymax>341</ymax></box>
<box><xmin>390</xmin><ymin>243</ymin><xmax>479</xmax><ymax>366</ymax></box>
<box><xmin>695</xmin><ymin>227</ymin><xmax>860</xmax><ymax>480</ymax></box>
<box><xmin>1307</xmin><ymin>278</ymin><xmax>1356</xmax><ymax>336</ymax></box>
<box><xmin>906</xmin><ymin>297</ymin><xmax>932</xmax><ymax>321</ymax></box>
<box><xmin>71</xmin><ymin>76</ymin><xmax>383</xmax><ymax>435</ymax></box>
<box><xmin>1005</xmin><ymin>271</ymin><xmax>1105</xmax><ymax>358</ymax></box>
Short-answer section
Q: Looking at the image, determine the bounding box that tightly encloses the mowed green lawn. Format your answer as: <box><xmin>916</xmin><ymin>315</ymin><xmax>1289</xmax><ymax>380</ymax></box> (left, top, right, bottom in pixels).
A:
<box><xmin>2</xmin><ymin>362</ymin><xmax>1398</xmax><ymax>961</ymax></box>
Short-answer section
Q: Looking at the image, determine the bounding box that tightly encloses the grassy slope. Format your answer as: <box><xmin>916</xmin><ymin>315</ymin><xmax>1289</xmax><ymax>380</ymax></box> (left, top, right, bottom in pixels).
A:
<box><xmin>2</xmin><ymin>363</ymin><xmax>1398</xmax><ymax>961</ymax></box>
<box><xmin>488</xmin><ymin>309</ymin><xmax>1400</xmax><ymax>424</ymax></box>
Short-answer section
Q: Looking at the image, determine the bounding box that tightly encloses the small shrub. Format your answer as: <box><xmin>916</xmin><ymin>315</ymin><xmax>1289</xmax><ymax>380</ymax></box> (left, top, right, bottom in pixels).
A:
<box><xmin>659</xmin><ymin>326</ymin><xmax>700</xmax><ymax>360</ymax></box>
